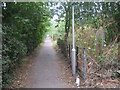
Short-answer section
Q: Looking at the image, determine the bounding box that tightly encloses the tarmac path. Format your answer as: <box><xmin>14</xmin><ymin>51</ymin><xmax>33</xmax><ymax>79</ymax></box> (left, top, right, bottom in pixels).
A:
<box><xmin>25</xmin><ymin>37</ymin><xmax>67</xmax><ymax>88</ymax></box>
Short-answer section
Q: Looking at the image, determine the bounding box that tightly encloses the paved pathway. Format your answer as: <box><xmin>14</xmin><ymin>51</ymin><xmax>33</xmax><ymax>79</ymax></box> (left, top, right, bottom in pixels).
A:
<box><xmin>26</xmin><ymin>37</ymin><xmax>66</xmax><ymax>88</ymax></box>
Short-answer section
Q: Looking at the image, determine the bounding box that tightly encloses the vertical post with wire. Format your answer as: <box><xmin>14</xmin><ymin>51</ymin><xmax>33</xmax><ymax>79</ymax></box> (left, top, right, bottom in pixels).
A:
<box><xmin>71</xmin><ymin>0</ymin><xmax>76</xmax><ymax>76</ymax></box>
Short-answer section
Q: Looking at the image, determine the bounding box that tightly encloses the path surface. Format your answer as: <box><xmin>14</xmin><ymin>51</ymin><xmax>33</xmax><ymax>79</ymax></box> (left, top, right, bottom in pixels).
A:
<box><xmin>25</xmin><ymin>37</ymin><xmax>67</xmax><ymax>88</ymax></box>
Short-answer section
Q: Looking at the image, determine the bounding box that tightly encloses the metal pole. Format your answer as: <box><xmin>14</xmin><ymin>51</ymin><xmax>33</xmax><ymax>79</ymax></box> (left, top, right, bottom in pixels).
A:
<box><xmin>83</xmin><ymin>48</ymin><xmax>86</xmax><ymax>80</ymax></box>
<box><xmin>71</xmin><ymin>0</ymin><xmax>76</xmax><ymax>76</ymax></box>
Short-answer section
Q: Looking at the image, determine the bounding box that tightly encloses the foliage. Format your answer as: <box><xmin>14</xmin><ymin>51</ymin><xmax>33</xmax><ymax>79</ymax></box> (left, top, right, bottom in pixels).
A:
<box><xmin>49</xmin><ymin>21</ymin><xmax>65</xmax><ymax>40</ymax></box>
<box><xmin>52</xmin><ymin>2</ymin><xmax>120</xmax><ymax>43</ymax></box>
<box><xmin>50</xmin><ymin>2</ymin><xmax>119</xmax><ymax>67</ymax></box>
<box><xmin>97</xmin><ymin>43</ymin><xmax>119</xmax><ymax>66</ymax></box>
<box><xmin>2</xmin><ymin>1</ymin><xmax>119</xmax><ymax>87</ymax></box>
<box><xmin>73</xmin><ymin>2</ymin><xmax>119</xmax><ymax>65</ymax></box>
<box><xmin>2</xmin><ymin>2</ymin><xmax>50</xmax><ymax>87</ymax></box>
<box><xmin>74</xmin><ymin>2</ymin><xmax>120</xmax><ymax>43</ymax></box>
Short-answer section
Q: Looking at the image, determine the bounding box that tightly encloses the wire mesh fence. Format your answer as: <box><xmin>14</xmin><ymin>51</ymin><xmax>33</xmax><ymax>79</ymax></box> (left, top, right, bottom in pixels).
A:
<box><xmin>57</xmin><ymin>39</ymin><xmax>87</xmax><ymax>80</ymax></box>
<box><xmin>76</xmin><ymin>47</ymin><xmax>87</xmax><ymax>80</ymax></box>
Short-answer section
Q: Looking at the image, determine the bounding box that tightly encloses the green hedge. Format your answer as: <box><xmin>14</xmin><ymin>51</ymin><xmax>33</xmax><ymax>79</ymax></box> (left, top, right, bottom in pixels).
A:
<box><xmin>2</xmin><ymin>2</ymin><xmax>50</xmax><ymax>87</ymax></box>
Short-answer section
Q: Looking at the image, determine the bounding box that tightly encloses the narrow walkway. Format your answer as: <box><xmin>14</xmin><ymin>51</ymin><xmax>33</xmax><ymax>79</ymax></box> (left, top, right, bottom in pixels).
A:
<box><xmin>26</xmin><ymin>37</ymin><xmax>67</xmax><ymax>88</ymax></box>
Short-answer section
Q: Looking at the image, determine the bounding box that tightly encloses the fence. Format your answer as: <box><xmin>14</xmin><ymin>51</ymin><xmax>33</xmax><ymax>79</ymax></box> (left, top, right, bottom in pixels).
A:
<box><xmin>57</xmin><ymin>39</ymin><xmax>87</xmax><ymax>80</ymax></box>
<box><xmin>76</xmin><ymin>47</ymin><xmax>87</xmax><ymax>80</ymax></box>
<box><xmin>70</xmin><ymin>45</ymin><xmax>87</xmax><ymax>80</ymax></box>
